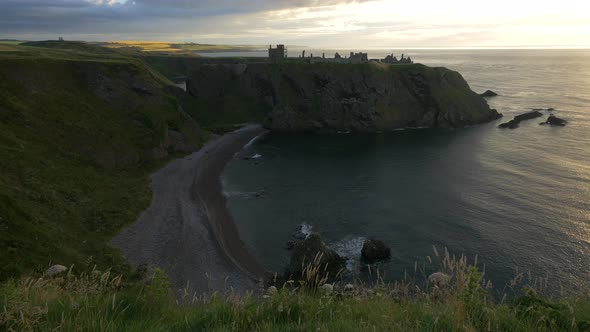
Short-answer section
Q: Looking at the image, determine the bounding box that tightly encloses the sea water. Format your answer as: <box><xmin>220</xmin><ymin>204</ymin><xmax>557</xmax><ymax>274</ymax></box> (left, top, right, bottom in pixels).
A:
<box><xmin>222</xmin><ymin>49</ymin><xmax>590</xmax><ymax>293</ymax></box>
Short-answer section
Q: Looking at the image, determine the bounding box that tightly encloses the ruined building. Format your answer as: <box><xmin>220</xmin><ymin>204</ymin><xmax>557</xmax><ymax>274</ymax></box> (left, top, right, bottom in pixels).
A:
<box><xmin>268</xmin><ymin>44</ymin><xmax>287</xmax><ymax>62</ymax></box>
<box><xmin>382</xmin><ymin>53</ymin><xmax>413</xmax><ymax>64</ymax></box>
<box><xmin>347</xmin><ymin>52</ymin><xmax>369</xmax><ymax>63</ymax></box>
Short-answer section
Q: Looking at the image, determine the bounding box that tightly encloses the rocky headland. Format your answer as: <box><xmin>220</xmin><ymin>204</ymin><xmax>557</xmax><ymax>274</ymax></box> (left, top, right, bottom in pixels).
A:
<box><xmin>185</xmin><ymin>62</ymin><xmax>502</xmax><ymax>132</ymax></box>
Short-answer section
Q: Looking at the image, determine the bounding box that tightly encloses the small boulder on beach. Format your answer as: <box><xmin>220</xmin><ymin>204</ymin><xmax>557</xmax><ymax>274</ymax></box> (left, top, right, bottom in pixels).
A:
<box><xmin>361</xmin><ymin>239</ymin><xmax>391</xmax><ymax>263</ymax></box>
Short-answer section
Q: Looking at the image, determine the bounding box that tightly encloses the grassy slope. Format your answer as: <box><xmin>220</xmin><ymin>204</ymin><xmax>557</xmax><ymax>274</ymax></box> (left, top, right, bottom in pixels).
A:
<box><xmin>0</xmin><ymin>43</ymin><xmax>201</xmax><ymax>280</ymax></box>
<box><xmin>2</xmin><ymin>263</ymin><xmax>590</xmax><ymax>331</ymax></box>
<box><xmin>141</xmin><ymin>56</ymin><xmax>269</xmax><ymax>132</ymax></box>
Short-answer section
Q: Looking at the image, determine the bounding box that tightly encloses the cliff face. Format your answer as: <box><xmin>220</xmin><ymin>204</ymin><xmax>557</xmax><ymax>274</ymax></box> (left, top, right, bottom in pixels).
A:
<box><xmin>186</xmin><ymin>62</ymin><xmax>501</xmax><ymax>132</ymax></box>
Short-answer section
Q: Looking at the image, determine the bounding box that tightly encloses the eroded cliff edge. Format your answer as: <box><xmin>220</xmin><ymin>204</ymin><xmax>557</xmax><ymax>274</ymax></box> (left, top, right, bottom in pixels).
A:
<box><xmin>186</xmin><ymin>62</ymin><xmax>502</xmax><ymax>132</ymax></box>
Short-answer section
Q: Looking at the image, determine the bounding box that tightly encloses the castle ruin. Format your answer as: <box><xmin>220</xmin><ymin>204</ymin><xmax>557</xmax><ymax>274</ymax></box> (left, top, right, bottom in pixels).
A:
<box><xmin>268</xmin><ymin>44</ymin><xmax>414</xmax><ymax>65</ymax></box>
<box><xmin>268</xmin><ymin>44</ymin><xmax>287</xmax><ymax>63</ymax></box>
<box><xmin>381</xmin><ymin>53</ymin><xmax>413</xmax><ymax>64</ymax></box>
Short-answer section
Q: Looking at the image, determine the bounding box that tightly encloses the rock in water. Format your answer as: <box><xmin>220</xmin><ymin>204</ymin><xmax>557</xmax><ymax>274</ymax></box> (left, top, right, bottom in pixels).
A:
<box><xmin>514</xmin><ymin>110</ymin><xmax>543</xmax><ymax>122</ymax></box>
<box><xmin>499</xmin><ymin>110</ymin><xmax>543</xmax><ymax>129</ymax></box>
<box><xmin>428</xmin><ymin>272</ymin><xmax>451</xmax><ymax>286</ymax></box>
<box><xmin>498</xmin><ymin>120</ymin><xmax>520</xmax><ymax>129</ymax></box>
<box><xmin>285</xmin><ymin>233</ymin><xmax>345</xmax><ymax>282</ymax></box>
<box><xmin>480</xmin><ymin>90</ymin><xmax>498</xmax><ymax>97</ymax></box>
<box><xmin>542</xmin><ymin>114</ymin><xmax>567</xmax><ymax>126</ymax></box>
<box><xmin>361</xmin><ymin>239</ymin><xmax>391</xmax><ymax>263</ymax></box>
<box><xmin>46</xmin><ymin>265</ymin><xmax>67</xmax><ymax>276</ymax></box>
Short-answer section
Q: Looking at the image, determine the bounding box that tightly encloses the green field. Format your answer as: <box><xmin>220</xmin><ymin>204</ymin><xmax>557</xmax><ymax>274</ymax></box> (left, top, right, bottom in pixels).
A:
<box><xmin>0</xmin><ymin>39</ymin><xmax>263</xmax><ymax>56</ymax></box>
<box><xmin>98</xmin><ymin>41</ymin><xmax>262</xmax><ymax>56</ymax></box>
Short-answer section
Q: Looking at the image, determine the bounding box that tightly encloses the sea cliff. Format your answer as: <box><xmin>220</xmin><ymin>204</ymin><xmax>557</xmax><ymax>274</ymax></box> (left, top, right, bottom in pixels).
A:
<box><xmin>186</xmin><ymin>62</ymin><xmax>501</xmax><ymax>131</ymax></box>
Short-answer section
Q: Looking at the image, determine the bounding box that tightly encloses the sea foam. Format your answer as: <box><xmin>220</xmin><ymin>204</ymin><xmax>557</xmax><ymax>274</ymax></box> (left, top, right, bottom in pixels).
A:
<box><xmin>244</xmin><ymin>135</ymin><xmax>262</xmax><ymax>148</ymax></box>
<box><xmin>331</xmin><ymin>236</ymin><xmax>366</xmax><ymax>271</ymax></box>
<box><xmin>299</xmin><ymin>223</ymin><xmax>313</xmax><ymax>239</ymax></box>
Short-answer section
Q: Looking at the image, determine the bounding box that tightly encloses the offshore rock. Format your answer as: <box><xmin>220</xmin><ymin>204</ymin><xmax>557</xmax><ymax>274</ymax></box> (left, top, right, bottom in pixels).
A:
<box><xmin>541</xmin><ymin>114</ymin><xmax>567</xmax><ymax>126</ymax></box>
<box><xmin>285</xmin><ymin>233</ymin><xmax>345</xmax><ymax>282</ymax></box>
<box><xmin>498</xmin><ymin>120</ymin><xmax>520</xmax><ymax>129</ymax></box>
<box><xmin>514</xmin><ymin>111</ymin><xmax>543</xmax><ymax>122</ymax></box>
<box><xmin>186</xmin><ymin>63</ymin><xmax>502</xmax><ymax>132</ymax></box>
<box><xmin>480</xmin><ymin>90</ymin><xmax>498</xmax><ymax>97</ymax></box>
<box><xmin>499</xmin><ymin>110</ymin><xmax>543</xmax><ymax>129</ymax></box>
<box><xmin>361</xmin><ymin>239</ymin><xmax>391</xmax><ymax>263</ymax></box>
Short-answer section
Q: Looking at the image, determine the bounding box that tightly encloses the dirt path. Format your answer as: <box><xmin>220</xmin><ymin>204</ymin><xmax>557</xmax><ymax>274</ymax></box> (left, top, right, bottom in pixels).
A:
<box><xmin>112</xmin><ymin>124</ymin><xmax>266</xmax><ymax>297</ymax></box>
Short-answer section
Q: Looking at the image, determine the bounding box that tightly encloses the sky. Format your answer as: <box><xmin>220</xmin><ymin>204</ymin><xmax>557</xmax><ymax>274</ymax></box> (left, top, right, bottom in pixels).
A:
<box><xmin>1</xmin><ymin>0</ymin><xmax>589</xmax><ymax>48</ymax></box>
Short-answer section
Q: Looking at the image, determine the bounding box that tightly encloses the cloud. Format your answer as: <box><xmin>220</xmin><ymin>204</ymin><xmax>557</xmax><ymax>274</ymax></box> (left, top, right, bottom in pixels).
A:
<box><xmin>0</xmin><ymin>0</ymin><xmax>589</xmax><ymax>47</ymax></box>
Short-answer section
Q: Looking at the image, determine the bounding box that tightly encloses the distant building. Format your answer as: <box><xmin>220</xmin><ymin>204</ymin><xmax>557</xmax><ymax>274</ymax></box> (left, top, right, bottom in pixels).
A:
<box><xmin>278</xmin><ymin>46</ymin><xmax>374</xmax><ymax>64</ymax></box>
<box><xmin>382</xmin><ymin>53</ymin><xmax>413</xmax><ymax>64</ymax></box>
<box><xmin>268</xmin><ymin>44</ymin><xmax>287</xmax><ymax>62</ymax></box>
<box><xmin>347</xmin><ymin>52</ymin><xmax>368</xmax><ymax>63</ymax></box>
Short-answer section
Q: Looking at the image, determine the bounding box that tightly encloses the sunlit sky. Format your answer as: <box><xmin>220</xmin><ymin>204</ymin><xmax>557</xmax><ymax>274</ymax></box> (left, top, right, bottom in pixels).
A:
<box><xmin>2</xmin><ymin>0</ymin><xmax>590</xmax><ymax>48</ymax></box>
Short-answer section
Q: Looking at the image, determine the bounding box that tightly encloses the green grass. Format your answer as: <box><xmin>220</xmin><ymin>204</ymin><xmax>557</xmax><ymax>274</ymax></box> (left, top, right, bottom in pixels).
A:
<box><xmin>0</xmin><ymin>43</ymin><xmax>201</xmax><ymax>280</ymax></box>
<box><xmin>173</xmin><ymin>43</ymin><xmax>263</xmax><ymax>52</ymax></box>
<box><xmin>94</xmin><ymin>41</ymin><xmax>262</xmax><ymax>57</ymax></box>
<box><xmin>2</xmin><ymin>253</ymin><xmax>590</xmax><ymax>331</ymax></box>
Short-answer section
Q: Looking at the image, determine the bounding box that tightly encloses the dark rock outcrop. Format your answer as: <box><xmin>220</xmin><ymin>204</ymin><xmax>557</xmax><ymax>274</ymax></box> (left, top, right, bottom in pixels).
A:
<box><xmin>540</xmin><ymin>114</ymin><xmax>567</xmax><ymax>126</ymax></box>
<box><xmin>361</xmin><ymin>239</ymin><xmax>391</xmax><ymax>263</ymax></box>
<box><xmin>186</xmin><ymin>63</ymin><xmax>502</xmax><ymax>132</ymax></box>
<box><xmin>285</xmin><ymin>233</ymin><xmax>345</xmax><ymax>281</ymax></box>
<box><xmin>499</xmin><ymin>111</ymin><xmax>543</xmax><ymax>129</ymax></box>
<box><xmin>514</xmin><ymin>111</ymin><xmax>543</xmax><ymax>122</ymax></box>
<box><xmin>498</xmin><ymin>120</ymin><xmax>520</xmax><ymax>129</ymax></box>
<box><xmin>480</xmin><ymin>90</ymin><xmax>498</xmax><ymax>97</ymax></box>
